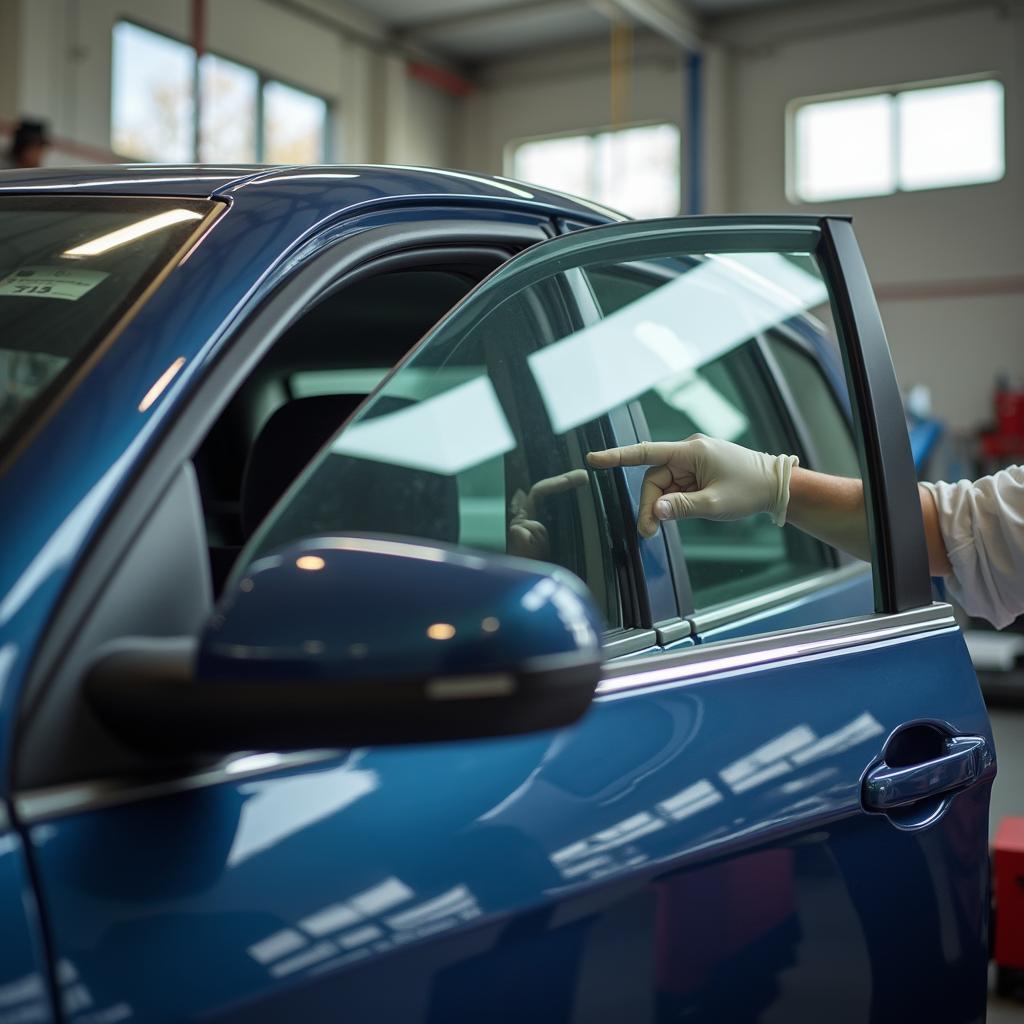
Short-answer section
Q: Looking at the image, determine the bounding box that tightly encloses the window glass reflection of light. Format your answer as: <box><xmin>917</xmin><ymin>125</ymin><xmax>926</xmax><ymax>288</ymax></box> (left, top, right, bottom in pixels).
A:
<box><xmin>337</xmin><ymin>924</ymin><xmax>383</xmax><ymax>950</ymax></box>
<box><xmin>655</xmin><ymin>369</ymin><xmax>749</xmax><ymax>441</ymax></box>
<box><xmin>248</xmin><ymin>879</ymin><xmax>482</xmax><ymax>984</ymax></box>
<box><xmin>720</xmin><ymin>724</ymin><xmax>814</xmax><ymax>794</ymax></box>
<box><xmin>0</xmin><ymin>973</ymin><xmax>47</xmax><ymax>1014</ymax></box>
<box><xmin>384</xmin><ymin>885</ymin><xmax>480</xmax><ymax>932</ymax></box>
<box><xmin>331</xmin><ymin>375</ymin><xmax>515</xmax><ymax>476</ymax></box>
<box><xmin>719</xmin><ymin>713</ymin><xmax>883</xmax><ymax>795</ymax></box>
<box><xmin>657</xmin><ymin>779</ymin><xmax>724</xmax><ymax>821</ymax></box>
<box><xmin>528</xmin><ymin>253</ymin><xmax>828</xmax><ymax>435</ymax></box>
<box><xmin>299</xmin><ymin>878</ymin><xmax>414</xmax><ymax>938</ymax></box>
<box><xmin>248</xmin><ymin>928</ymin><xmax>306</xmax><ymax>965</ymax></box>
<box><xmin>290</xmin><ymin>365</ymin><xmax>479</xmax><ymax>400</ymax></box>
<box><xmin>520</xmin><ymin>577</ymin><xmax>597</xmax><ymax>646</ymax></box>
<box><xmin>269</xmin><ymin>941</ymin><xmax>337</xmax><ymax>979</ymax></box>
<box><xmin>551</xmin><ymin>811</ymin><xmax>666</xmax><ymax>878</ymax></box>
<box><xmin>227</xmin><ymin>764</ymin><xmax>378</xmax><ymax>867</ymax></box>
<box><xmin>63</xmin><ymin>209</ymin><xmax>203</xmax><ymax>257</ymax></box>
<box><xmin>426</xmin><ymin>623</ymin><xmax>456</xmax><ymax>641</ymax></box>
<box><xmin>295</xmin><ymin>555</ymin><xmax>325</xmax><ymax>571</ymax></box>
<box><xmin>790</xmin><ymin>712</ymin><xmax>883</xmax><ymax>765</ymax></box>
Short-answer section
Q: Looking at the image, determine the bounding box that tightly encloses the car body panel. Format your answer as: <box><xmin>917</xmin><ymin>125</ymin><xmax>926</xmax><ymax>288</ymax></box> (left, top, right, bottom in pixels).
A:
<box><xmin>0</xmin><ymin>810</ymin><xmax>55</xmax><ymax>1024</ymax></box>
<box><xmin>23</xmin><ymin>626</ymin><xmax>990</xmax><ymax>1022</ymax></box>
<box><xmin>699</xmin><ymin>568</ymin><xmax>875</xmax><ymax>644</ymax></box>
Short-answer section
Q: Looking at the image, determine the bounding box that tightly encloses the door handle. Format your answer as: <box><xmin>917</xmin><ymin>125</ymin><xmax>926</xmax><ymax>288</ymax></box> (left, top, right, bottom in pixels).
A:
<box><xmin>862</xmin><ymin>735</ymin><xmax>990</xmax><ymax>811</ymax></box>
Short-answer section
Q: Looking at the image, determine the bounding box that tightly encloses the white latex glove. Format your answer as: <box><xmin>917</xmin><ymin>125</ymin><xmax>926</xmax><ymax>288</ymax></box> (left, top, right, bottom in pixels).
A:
<box><xmin>587</xmin><ymin>434</ymin><xmax>799</xmax><ymax>539</ymax></box>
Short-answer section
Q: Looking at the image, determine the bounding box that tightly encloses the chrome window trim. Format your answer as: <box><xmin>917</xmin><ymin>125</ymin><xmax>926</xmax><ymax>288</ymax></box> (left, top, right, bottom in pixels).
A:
<box><xmin>598</xmin><ymin>603</ymin><xmax>956</xmax><ymax>696</ymax></box>
<box><xmin>602</xmin><ymin>628</ymin><xmax>659</xmax><ymax>658</ymax></box>
<box><xmin>689</xmin><ymin>562</ymin><xmax>871</xmax><ymax>635</ymax></box>
<box><xmin>655</xmin><ymin>618</ymin><xmax>693</xmax><ymax>645</ymax></box>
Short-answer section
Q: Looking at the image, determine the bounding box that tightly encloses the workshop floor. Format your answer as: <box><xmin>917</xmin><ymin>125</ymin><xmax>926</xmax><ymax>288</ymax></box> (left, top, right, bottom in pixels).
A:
<box><xmin>987</xmin><ymin>700</ymin><xmax>1024</xmax><ymax>1021</ymax></box>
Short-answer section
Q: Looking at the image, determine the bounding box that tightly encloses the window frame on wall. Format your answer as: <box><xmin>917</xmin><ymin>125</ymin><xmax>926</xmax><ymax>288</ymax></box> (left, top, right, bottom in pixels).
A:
<box><xmin>787</xmin><ymin>75</ymin><xmax>1005</xmax><ymax>204</ymax></box>
<box><xmin>505</xmin><ymin>122</ymin><xmax>682</xmax><ymax>219</ymax></box>
<box><xmin>111</xmin><ymin>19</ymin><xmax>333</xmax><ymax>164</ymax></box>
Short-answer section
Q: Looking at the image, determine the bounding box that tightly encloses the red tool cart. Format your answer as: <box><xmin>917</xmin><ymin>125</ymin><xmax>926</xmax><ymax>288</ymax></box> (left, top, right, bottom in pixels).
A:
<box><xmin>994</xmin><ymin>817</ymin><xmax>1024</xmax><ymax>998</ymax></box>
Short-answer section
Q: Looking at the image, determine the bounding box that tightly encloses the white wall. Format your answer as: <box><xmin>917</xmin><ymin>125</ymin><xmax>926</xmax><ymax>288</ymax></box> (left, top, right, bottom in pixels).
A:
<box><xmin>712</xmin><ymin>0</ymin><xmax>1024</xmax><ymax>432</ymax></box>
<box><xmin>458</xmin><ymin>0</ymin><xmax>1022</xmax><ymax>432</ymax></box>
<box><xmin>0</xmin><ymin>2</ymin><xmax>20</xmax><ymax>124</ymax></box>
<box><xmin>3</xmin><ymin>0</ymin><xmax>459</xmax><ymax>167</ymax></box>
<box><xmin>458</xmin><ymin>32</ymin><xmax>687</xmax><ymax>191</ymax></box>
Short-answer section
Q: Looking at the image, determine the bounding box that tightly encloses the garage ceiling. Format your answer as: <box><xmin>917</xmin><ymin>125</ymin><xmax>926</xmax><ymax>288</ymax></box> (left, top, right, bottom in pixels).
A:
<box><xmin>334</xmin><ymin>0</ymin><xmax>807</xmax><ymax>60</ymax></box>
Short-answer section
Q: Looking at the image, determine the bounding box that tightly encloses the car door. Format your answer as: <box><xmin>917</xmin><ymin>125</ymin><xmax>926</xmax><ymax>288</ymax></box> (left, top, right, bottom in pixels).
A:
<box><xmin>18</xmin><ymin>216</ymin><xmax>992</xmax><ymax>1024</ymax></box>
<box><xmin>0</xmin><ymin>804</ymin><xmax>55</xmax><ymax>1024</ymax></box>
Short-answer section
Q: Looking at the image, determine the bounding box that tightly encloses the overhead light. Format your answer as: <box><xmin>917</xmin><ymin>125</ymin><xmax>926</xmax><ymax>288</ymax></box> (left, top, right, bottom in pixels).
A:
<box><xmin>63</xmin><ymin>208</ymin><xmax>203</xmax><ymax>258</ymax></box>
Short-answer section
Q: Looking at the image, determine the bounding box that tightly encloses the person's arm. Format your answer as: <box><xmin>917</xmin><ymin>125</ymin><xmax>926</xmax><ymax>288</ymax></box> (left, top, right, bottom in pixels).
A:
<box><xmin>587</xmin><ymin>436</ymin><xmax>952</xmax><ymax>576</ymax></box>
<box><xmin>786</xmin><ymin>468</ymin><xmax>952</xmax><ymax>574</ymax></box>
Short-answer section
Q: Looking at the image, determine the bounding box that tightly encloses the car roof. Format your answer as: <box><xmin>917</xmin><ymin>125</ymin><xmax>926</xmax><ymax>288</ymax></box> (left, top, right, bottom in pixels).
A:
<box><xmin>0</xmin><ymin>163</ymin><xmax>626</xmax><ymax>223</ymax></box>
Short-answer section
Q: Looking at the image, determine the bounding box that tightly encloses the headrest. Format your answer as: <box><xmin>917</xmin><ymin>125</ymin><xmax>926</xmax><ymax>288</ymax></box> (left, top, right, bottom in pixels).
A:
<box><xmin>241</xmin><ymin>395</ymin><xmax>363</xmax><ymax>538</ymax></box>
<box><xmin>241</xmin><ymin>394</ymin><xmax>460</xmax><ymax>548</ymax></box>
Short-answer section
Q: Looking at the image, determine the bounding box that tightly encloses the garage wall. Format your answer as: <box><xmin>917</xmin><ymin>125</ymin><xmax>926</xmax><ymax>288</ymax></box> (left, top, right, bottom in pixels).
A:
<box><xmin>713</xmin><ymin>0</ymin><xmax>1024</xmax><ymax>432</ymax></box>
<box><xmin>3</xmin><ymin>0</ymin><xmax>458</xmax><ymax>168</ymax></box>
<box><xmin>0</xmin><ymin>3</ymin><xmax>20</xmax><ymax>124</ymax></box>
<box><xmin>457</xmin><ymin>32</ymin><xmax>688</xmax><ymax>201</ymax></box>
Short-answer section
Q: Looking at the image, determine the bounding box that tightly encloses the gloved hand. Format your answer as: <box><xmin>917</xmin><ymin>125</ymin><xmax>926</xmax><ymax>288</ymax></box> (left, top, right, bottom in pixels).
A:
<box><xmin>587</xmin><ymin>434</ymin><xmax>798</xmax><ymax>539</ymax></box>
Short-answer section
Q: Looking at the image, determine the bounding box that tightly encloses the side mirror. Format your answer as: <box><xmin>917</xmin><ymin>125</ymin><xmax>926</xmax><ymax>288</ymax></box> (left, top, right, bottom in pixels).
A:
<box><xmin>87</xmin><ymin>536</ymin><xmax>605</xmax><ymax>754</ymax></box>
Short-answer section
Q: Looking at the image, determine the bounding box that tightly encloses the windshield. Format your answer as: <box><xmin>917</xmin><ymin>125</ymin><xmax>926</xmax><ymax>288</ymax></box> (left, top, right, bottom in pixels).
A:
<box><xmin>0</xmin><ymin>195</ymin><xmax>218</xmax><ymax>450</ymax></box>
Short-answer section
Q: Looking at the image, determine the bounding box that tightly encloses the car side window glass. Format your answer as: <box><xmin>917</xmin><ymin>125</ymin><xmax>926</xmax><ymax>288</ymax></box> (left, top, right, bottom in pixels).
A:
<box><xmin>244</xmin><ymin>281</ymin><xmax>626</xmax><ymax>629</ymax></box>
<box><xmin>242</xmin><ymin>236</ymin><xmax>874</xmax><ymax>636</ymax></box>
<box><xmin>765</xmin><ymin>330</ymin><xmax>861</xmax><ymax>479</ymax></box>
<box><xmin>584</xmin><ymin>258</ymin><xmax>868</xmax><ymax>614</ymax></box>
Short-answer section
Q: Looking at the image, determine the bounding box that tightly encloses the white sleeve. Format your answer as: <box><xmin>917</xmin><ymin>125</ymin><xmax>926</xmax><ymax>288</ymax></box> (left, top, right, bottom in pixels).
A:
<box><xmin>921</xmin><ymin>466</ymin><xmax>1024</xmax><ymax>629</ymax></box>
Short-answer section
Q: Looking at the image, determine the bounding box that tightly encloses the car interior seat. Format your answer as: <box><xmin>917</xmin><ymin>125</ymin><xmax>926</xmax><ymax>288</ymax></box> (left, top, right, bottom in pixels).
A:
<box><xmin>239</xmin><ymin>392</ymin><xmax>460</xmax><ymax>559</ymax></box>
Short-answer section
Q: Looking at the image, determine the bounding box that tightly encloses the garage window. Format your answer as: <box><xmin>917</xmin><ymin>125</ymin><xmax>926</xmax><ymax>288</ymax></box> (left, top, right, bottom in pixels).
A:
<box><xmin>508</xmin><ymin>124</ymin><xmax>680</xmax><ymax>218</ymax></box>
<box><xmin>112</xmin><ymin>21</ymin><xmax>330</xmax><ymax>163</ymax></box>
<box><xmin>112</xmin><ymin>22</ymin><xmax>195</xmax><ymax>162</ymax></box>
<box><xmin>790</xmin><ymin>78</ymin><xmax>1004</xmax><ymax>202</ymax></box>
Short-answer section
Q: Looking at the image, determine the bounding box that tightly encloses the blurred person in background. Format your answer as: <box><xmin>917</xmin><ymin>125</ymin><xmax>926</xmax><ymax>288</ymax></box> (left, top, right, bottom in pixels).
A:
<box><xmin>2</xmin><ymin>119</ymin><xmax>50</xmax><ymax>169</ymax></box>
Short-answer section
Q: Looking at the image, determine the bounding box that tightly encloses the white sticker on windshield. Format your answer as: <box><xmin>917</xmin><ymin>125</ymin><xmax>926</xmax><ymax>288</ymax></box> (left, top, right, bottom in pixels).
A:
<box><xmin>0</xmin><ymin>266</ymin><xmax>109</xmax><ymax>301</ymax></box>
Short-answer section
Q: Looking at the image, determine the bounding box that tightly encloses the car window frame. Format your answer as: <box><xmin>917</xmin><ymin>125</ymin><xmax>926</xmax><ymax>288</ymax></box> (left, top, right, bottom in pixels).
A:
<box><xmin>422</xmin><ymin>215</ymin><xmax>931</xmax><ymax>614</ymax></box>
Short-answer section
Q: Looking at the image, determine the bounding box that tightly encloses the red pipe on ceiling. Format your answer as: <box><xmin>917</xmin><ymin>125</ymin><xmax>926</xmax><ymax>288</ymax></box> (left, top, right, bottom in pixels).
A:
<box><xmin>407</xmin><ymin>60</ymin><xmax>475</xmax><ymax>99</ymax></box>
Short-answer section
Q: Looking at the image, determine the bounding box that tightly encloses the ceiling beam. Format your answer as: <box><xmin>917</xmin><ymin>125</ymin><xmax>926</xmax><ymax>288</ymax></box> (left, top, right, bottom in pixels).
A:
<box><xmin>591</xmin><ymin>0</ymin><xmax>702</xmax><ymax>50</ymax></box>
<box><xmin>400</xmin><ymin>0</ymin><xmax>591</xmax><ymax>39</ymax></box>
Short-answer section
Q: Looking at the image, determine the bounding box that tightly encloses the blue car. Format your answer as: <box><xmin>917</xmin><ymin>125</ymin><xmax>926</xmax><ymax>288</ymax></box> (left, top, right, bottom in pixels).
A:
<box><xmin>0</xmin><ymin>165</ymin><xmax>994</xmax><ymax>1023</ymax></box>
